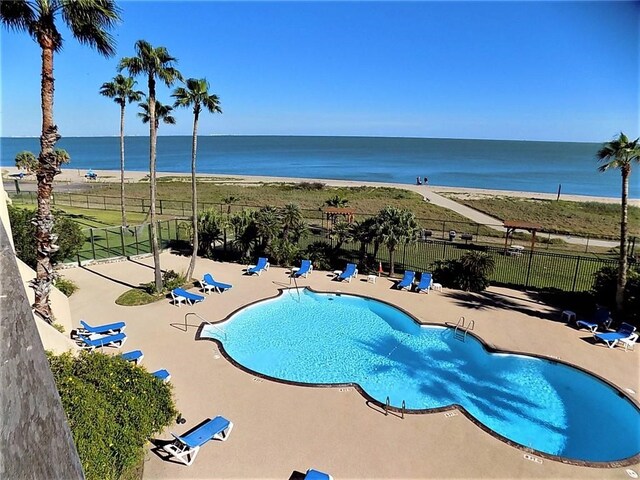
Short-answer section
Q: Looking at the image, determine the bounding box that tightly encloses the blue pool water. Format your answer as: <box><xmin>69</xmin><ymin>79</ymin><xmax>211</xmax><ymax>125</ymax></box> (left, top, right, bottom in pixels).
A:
<box><xmin>201</xmin><ymin>289</ymin><xmax>640</xmax><ymax>462</ymax></box>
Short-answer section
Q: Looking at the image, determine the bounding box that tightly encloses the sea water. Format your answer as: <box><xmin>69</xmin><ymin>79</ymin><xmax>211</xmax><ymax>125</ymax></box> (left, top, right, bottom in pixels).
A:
<box><xmin>2</xmin><ymin>135</ymin><xmax>636</xmax><ymax>199</ymax></box>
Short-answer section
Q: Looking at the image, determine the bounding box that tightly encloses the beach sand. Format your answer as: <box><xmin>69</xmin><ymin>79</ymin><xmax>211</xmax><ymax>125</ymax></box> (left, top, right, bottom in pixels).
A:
<box><xmin>2</xmin><ymin>166</ymin><xmax>637</xmax><ymax>206</ymax></box>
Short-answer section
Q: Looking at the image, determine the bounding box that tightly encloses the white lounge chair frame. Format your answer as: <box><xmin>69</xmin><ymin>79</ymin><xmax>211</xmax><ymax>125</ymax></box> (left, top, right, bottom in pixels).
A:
<box><xmin>198</xmin><ymin>279</ymin><xmax>216</xmax><ymax>295</ymax></box>
<box><xmin>163</xmin><ymin>420</ymin><xmax>234</xmax><ymax>466</ymax></box>
<box><xmin>171</xmin><ymin>291</ymin><xmax>186</xmax><ymax>307</ymax></box>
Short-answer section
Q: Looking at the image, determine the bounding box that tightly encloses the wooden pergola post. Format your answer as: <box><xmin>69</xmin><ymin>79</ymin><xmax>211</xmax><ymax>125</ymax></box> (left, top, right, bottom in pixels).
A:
<box><xmin>503</xmin><ymin>220</ymin><xmax>542</xmax><ymax>253</ymax></box>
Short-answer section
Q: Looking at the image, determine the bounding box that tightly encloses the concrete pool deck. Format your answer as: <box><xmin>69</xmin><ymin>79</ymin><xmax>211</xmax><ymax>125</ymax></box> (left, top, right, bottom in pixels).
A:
<box><xmin>61</xmin><ymin>252</ymin><xmax>640</xmax><ymax>479</ymax></box>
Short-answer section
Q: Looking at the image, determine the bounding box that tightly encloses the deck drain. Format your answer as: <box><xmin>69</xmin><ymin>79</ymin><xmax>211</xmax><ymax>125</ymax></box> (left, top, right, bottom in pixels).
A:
<box><xmin>625</xmin><ymin>388</ymin><xmax>636</xmax><ymax>395</ymax></box>
<box><xmin>523</xmin><ymin>454</ymin><xmax>543</xmax><ymax>464</ymax></box>
<box><xmin>338</xmin><ymin>388</ymin><xmax>352</xmax><ymax>392</ymax></box>
<box><xmin>444</xmin><ymin>412</ymin><xmax>458</xmax><ymax>418</ymax></box>
<box><xmin>627</xmin><ymin>469</ymin><xmax>638</xmax><ymax>478</ymax></box>
<box><xmin>213</xmin><ymin>354</ymin><xmax>220</xmax><ymax>360</ymax></box>
<box><xmin>253</xmin><ymin>377</ymin><xmax>263</xmax><ymax>383</ymax></box>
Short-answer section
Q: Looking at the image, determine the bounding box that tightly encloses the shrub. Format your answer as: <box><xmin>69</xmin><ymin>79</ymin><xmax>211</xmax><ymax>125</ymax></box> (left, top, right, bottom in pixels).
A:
<box><xmin>8</xmin><ymin>206</ymin><xmax>85</xmax><ymax>268</ymax></box>
<box><xmin>304</xmin><ymin>241</ymin><xmax>334</xmax><ymax>270</ymax></box>
<box><xmin>592</xmin><ymin>265</ymin><xmax>639</xmax><ymax>325</ymax></box>
<box><xmin>294</xmin><ymin>181</ymin><xmax>325</xmax><ymax>190</ymax></box>
<box><xmin>55</xmin><ymin>277</ymin><xmax>78</xmax><ymax>297</ymax></box>
<box><xmin>47</xmin><ymin>351</ymin><xmax>177</xmax><ymax>480</ymax></box>
<box><xmin>143</xmin><ymin>269</ymin><xmax>186</xmax><ymax>294</ymax></box>
<box><xmin>432</xmin><ymin>252</ymin><xmax>495</xmax><ymax>292</ymax></box>
<box><xmin>267</xmin><ymin>239</ymin><xmax>300</xmax><ymax>266</ymax></box>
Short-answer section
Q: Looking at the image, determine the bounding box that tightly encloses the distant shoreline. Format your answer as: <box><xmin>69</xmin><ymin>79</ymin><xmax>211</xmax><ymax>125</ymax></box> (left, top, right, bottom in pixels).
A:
<box><xmin>3</xmin><ymin>166</ymin><xmax>636</xmax><ymax>206</ymax></box>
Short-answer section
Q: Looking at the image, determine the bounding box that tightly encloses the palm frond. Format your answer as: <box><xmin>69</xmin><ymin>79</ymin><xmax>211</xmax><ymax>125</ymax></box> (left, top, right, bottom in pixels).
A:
<box><xmin>61</xmin><ymin>0</ymin><xmax>120</xmax><ymax>56</ymax></box>
<box><xmin>0</xmin><ymin>0</ymin><xmax>36</xmax><ymax>35</ymax></box>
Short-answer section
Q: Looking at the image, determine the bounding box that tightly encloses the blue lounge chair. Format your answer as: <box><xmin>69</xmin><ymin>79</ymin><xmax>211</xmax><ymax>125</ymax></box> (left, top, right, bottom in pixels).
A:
<box><xmin>292</xmin><ymin>259</ymin><xmax>313</xmax><ymax>278</ymax></box>
<box><xmin>396</xmin><ymin>270</ymin><xmax>415</xmax><ymax>290</ymax></box>
<box><xmin>304</xmin><ymin>469</ymin><xmax>334</xmax><ymax>480</ymax></box>
<box><xmin>120</xmin><ymin>350</ymin><xmax>144</xmax><ymax>365</ymax></box>
<box><xmin>152</xmin><ymin>369</ymin><xmax>171</xmax><ymax>382</ymax></box>
<box><xmin>202</xmin><ymin>273</ymin><xmax>232</xmax><ymax>293</ymax></box>
<box><xmin>247</xmin><ymin>257</ymin><xmax>270</xmax><ymax>275</ymax></box>
<box><xmin>338</xmin><ymin>263</ymin><xmax>357</xmax><ymax>282</ymax></box>
<box><xmin>75</xmin><ymin>332</ymin><xmax>127</xmax><ymax>350</ymax></box>
<box><xmin>162</xmin><ymin>415</ymin><xmax>234</xmax><ymax>466</ymax></box>
<box><xmin>595</xmin><ymin>322</ymin><xmax>637</xmax><ymax>349</ymax></box>
<box><xmin>171</xmin><ymin>288</ymin><xmax>205</xmax><ymax>307</ymax></box>
<box><xmin>576</xmin><ymin>307</ymin><xmax>612</xmax><ymax>333</ymax></box>
<box><xmin>78</xmin><ymin>320</ymin><xmax>126</xmax><ymax>336</ymax></box>
<box><xmin>415</xmin><ymin>272</ymin><xmax>433</xmax><ymax>294</ymax></box>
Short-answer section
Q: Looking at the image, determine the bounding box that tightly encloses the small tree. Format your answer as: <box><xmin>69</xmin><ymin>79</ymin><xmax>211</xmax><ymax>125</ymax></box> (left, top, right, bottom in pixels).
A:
<box><xmin>197</xmin><ymin>209</ymin><xmax>225</xmax><ymax>259</ymax></box>
<box><xmin>375</xmin><ymin>206</ymin><xmax>418</xmax><ymax>276</ymax></box>
<box><xmin>433</xmin><ymin>252</ymin><xmax>496</xmax><ymax>292</ymax></box>
<box><xmin>53</xmin><ymin>148</ymin><xmax>70</xmax><ymax>169</ymax></box>
<box><xmin>15</xmin><ymin>150</ymin><xmax>38</xmax><ymax>173</ymax></box>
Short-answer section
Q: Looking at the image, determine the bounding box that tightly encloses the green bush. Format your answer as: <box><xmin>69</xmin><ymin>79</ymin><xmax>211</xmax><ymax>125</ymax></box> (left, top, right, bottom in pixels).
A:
<box><xmin>47</xmin><ymin>351</ymin><xmax>177</xmax><ymax>480</ymax></box>
<box><xmin>433</xmin><ymin>251</ymin><xmax>495</xmax><ymax>292</ymax></box>
<box><xmin>304</xmin><ymin>241</ymin><xmax>334</xmax><ymax>270</ymax></box>
<box><xmin>267</xmin><ymin>238</ymin><xmax>300</xmax><ymax>266</ymax></box>
<box><xmin>55</xmin><ymin>277</ymin><xmax>78</xmax><ymax>297</ymax></box>
<box><xmin>8</xmin><ymin>206</ymin><xmax>85</xmax><ymax>269</ymax></box>
<box><xmin>143</xmin><ymin>269</ymin><xmax>186</xmax><ymax>294</ymax></box>
<box><xmin>592</xmin><ymin>265</ymin><xmax>639</xmax><ymax>325</ymax></box>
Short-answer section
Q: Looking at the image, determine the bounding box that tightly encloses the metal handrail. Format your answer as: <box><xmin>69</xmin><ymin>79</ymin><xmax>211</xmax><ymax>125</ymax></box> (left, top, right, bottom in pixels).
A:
<box><xmin>184</xmin><ymin>312</ymin><xmax>227</xmax><ymax>340</ymax></box>
<box><xmin>454</xmin><ymin>316</ymin><xmax>474</xmax><ymax>341</ymax></box>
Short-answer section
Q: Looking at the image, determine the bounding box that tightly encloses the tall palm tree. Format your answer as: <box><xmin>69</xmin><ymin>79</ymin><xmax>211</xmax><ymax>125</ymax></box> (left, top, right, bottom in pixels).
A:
<box><xmin>254</xmin><ymin>206</ymin><xmax>280</xmax><ymax>254</ymax></box>
<box><xmin>172</xmin><ymin>78</ymin><xmax>222</xmax><ymax>280</ymax></box>
<box><xmin>119</xmin><ymin>40</ymin><xmax>182</xmax><ymax>292</ymax></box>
<box><xmin>1</xmin><ymin>0</ymin><xmax>120</xmax><ymax>322</ymax></box>
<box><xmin>279</xmin><ymin>203</ymin><xmax>306</xmax><ymax>243</ymax></box>
<box><xmin>99</xmin><ymin>74</ymin><xmax>143</xmax><ymax>227</ymax></box>
<box><xmin>375</xmin><ymin>206</ymin><xmax>418</xmax><ymax>276</ymax></box>
<box><xmin>597</xmin><ymin>132</ymin><xmax>640</xmax><ymax>313</ymax></box>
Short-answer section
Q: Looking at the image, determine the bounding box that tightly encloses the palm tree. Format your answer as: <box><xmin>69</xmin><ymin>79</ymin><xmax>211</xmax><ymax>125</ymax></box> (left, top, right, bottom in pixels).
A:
<box><xmin>254</xmin><ymin>206</ymin><xmax>280</xmax><ymax>253</ymax></box>
<box><xmin>1</xmin><ymin>0</ymin><xmax>120</xmax><ymax>322</ymax></box>
<box><xmin>53</xmin><ymin>148</ymin><xmax>70</xmax><ymax>168</ymax></box>
<box><xmin>597</xmin><ymin>132</ymin><xmax>640</xmax><ymax>313</ymax></box>
<box><xmin>138</xmin><ymin>99</ymin><xmax>176</xmax><ymax>128</ymax></box>
<box><xmin>375</xmin><ymin>206</ymin><xmax>418</xmax><ymax>276</ymax></box>
<box><xmin>15</xmin><ymin>151</ymin><xmax>37</xmax><ymax>173</ymax></box>
<box><xmin>119</xmin><ymin>40</ymin><xmax>182</xmax><ymax>292</ymax></box>
<box><xmin>99</xmin><ymin>74</ymin><xmax>143</xmax><ymax>227</ymax></box>
<box><xmin>172</xmin><ymin>78</ymin><xmax>222</xmax><ymax>280</ymax></box>
<box><xmin>280</xmin><ymin>203</ymin><xmax>306</xmax><ymax>242</ymax></box>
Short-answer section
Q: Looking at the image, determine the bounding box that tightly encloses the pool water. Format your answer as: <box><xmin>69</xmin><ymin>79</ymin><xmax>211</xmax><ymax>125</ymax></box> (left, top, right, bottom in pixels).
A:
<box><xmin>201</xmin><ymin>289</ymin><xmax>640</xmax><ymax>462</ymax></box>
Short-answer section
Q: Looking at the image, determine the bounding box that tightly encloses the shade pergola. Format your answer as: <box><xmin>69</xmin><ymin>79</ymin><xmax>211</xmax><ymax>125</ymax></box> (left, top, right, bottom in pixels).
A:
<box><xmin>503</xmin><ymin>220</ymin><xmax>542</xmax><ymax>253</ymax></box>
<box><xmin>322</xmin><ymin>207</ymin><xmax>355</xmax><ymax>231</ymax></box>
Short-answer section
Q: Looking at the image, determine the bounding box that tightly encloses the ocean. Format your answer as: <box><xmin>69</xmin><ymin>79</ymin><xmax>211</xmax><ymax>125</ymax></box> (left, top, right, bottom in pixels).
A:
<box><xmin>1</xmin><ymin>135</ymin><xmax>636</xmax><ymax>199</ymax></box>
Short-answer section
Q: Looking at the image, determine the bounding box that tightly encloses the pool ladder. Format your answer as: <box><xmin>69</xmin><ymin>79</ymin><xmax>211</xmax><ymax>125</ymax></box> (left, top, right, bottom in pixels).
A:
<box><xmin>184</xmin><ymin>312</ymin><xmax>227</xmax><ymax>340</ymax></box>
<box><xmin>454</xmin><ymin>316</ymin><xmax>474</xmax><ymax>342</ymax></box>
<box><xmin>384</xmin><ymin>396</ymin><xmax>406</xmax><ymax>419</ymax></box>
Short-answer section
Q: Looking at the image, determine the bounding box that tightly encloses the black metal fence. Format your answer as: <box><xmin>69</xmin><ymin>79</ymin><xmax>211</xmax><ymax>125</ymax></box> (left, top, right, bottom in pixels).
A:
<box><xmin>64</xmin><ymin>220</ymin><xmax>619</xmax><ymax>293</ymax></box>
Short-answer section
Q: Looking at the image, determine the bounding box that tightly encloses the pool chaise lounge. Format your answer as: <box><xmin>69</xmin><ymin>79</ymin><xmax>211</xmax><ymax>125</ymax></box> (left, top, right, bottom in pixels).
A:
<box><xmin>162</xmin><ymin>415</ymin><xmax>234</xmax><ymax>466</ymax></box>
<box><xmin>152</xmin><ymin>369</ymin><xmax>171</xmax><ymax>382</ymax></box>
<box><xmin>78</xmin><ymin>320</ymin><xmax>126</xmax><ymax>335</ymax></box>
<box><xmin>594</xmin><ymin>322</ymin><xmax>637</xmax><ymax>349</ymax></box>
<box><xmin>200</xmin><ymin>273</ymin><xmax>233</xmax><ymax>294</ymax></box>
<box><xmin>415</xmin><ymin>272</ymin><xmax>433</xmax><ymax>293</ymax></box>
<box><xmin>304</xmin><ymin>468</ymin><xmax>333</xmax><ymax>480</ymax></box>
<box><xmin>171</xmin><ymin>288</ymin><xmax>205</xmax><ymax>307</ymax></box>
<box><xmin>396</xmin><ymin>270</ymin><xmax>415</xmax><ymax>290</ymax></box>
<box><xmin>292</xmin><ymin>259</ymin><xmax>313</xmax><ymax>278</ymax></box>
<box><xmin>576</xmin><ymin>307</ymin><xmax>612</xmax><ymax>333</ymax></box>
<box><xmin>120</xmin><ymin>350</ymin><xmax>144</xmax><ymax>365</ymax></box>
<box><xmin>75</xmin><ymin>331</ymin><xmax>127</xmax><ymax>350</ymax></box>
<box><xmin>338</xmin><ymin>263</ymin><xmax>358</xmax><ymax>282</ymax></box>
<box><xmin>247</xmin><ymin>257</ymin><xmax>270</xmax><ymax>275</ymax></box>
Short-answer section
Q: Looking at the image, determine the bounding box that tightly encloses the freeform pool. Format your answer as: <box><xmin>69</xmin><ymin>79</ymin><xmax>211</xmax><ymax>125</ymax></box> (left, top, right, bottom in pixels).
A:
<box><xmin>201</xmin><ymin>288</ymin><xmax>640</xmax><ymax>463</ymax></box>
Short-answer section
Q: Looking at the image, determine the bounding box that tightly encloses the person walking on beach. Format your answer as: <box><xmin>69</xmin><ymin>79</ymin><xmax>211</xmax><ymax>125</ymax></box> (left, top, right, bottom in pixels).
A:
<box><xmin>424</xmin><ymin>176</ymin><xmax>429</xmax><ymax>186</ymax></box>
<box><xmin>416</xmin><ymin>176</ymin><xmax>422</xmax><ymax>185</ymax></box>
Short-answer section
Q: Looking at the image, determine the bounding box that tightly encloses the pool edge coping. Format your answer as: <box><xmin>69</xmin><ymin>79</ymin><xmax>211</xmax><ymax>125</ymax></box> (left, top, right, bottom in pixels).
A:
<box><xmin>195</xmin><ymin>286</ymin><xmax>640</xmax><ymax>469</ymax></box>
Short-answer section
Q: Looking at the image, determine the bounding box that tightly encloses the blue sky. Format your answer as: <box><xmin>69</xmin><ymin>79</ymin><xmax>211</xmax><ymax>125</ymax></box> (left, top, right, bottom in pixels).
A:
<box><xmin>1</xmin><ymin>1</ymin><xmax>638</xmax><ymax>141</ymax></box>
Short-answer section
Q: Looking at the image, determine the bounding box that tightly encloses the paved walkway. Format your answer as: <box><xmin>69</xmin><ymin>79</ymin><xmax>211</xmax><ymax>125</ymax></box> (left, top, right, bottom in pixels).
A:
<box><xmin>61</xmin><ymin>252</ymin><xmax>639</xmax><ymax>479</ymax></box>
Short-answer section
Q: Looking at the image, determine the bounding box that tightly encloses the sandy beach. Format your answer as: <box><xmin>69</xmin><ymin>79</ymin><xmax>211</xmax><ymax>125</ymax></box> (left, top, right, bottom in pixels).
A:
<box><xmin>3</xmin><ymin>166</ymin><xmax>636</xmax><ymax>206</ymax></box>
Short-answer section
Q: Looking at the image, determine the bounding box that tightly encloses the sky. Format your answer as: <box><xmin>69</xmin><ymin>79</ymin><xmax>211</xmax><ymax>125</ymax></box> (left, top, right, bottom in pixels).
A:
<box><xmin>1</xmin><ymin>1</ymin><xmax>638</xmax><ymax>142</ymax></box>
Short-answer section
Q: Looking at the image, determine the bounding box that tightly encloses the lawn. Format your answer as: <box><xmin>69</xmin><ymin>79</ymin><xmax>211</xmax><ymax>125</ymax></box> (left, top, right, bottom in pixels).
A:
<box><xmin>441</xmin><ymin>196</ymin><xmax>638</xmax><ymax>239</ymax></box>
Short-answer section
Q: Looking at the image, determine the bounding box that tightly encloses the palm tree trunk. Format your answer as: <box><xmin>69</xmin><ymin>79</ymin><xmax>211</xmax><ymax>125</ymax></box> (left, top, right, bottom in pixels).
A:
<box><xmin>33</xmin><ymin>39</ymin><xmax>61</xmax><ymax>323</ymax></box>
<box><xmin>616</xmin><ymin>168</ymin><xmax>630</xmax><ymax>313</ymax></box>
<box><xmin>119</xmin><ymin>103</ymin><xmax>127</xmax><ymax>227</ymax></box>
<box><xmin>186</xmin><ymin>111</ymin><xmax>200</xmax><ymax>280</ymax></box>
<box><xmin>389</xmin><ymin>248</ymin><xmax>396</xmax><ymax>276</ymax></box>
<box><xmin>148</xmin><ymin>77</ymin><xmax>162</xmax><ymax>291</ymax></box>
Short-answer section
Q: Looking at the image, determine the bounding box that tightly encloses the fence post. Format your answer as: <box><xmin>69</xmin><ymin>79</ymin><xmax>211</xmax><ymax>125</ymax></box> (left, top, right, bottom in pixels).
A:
<box><xmin>120</xmin><ymin>226</ymin><xmax>126</xmax><ymax>257</ymax></box>
<box><xmin>175</xmin><ymin>219</ymin><xmax>179</xmax><ymax>241</ymax></box>
<box><xmin>584</xmin><ymin>235</ymin><xmax>590</xmax><ymax>253</ymax></box>
<box><xmin>525</xmin><ymin>249</ymin><xmax>534</xmax><ymax>288</ymax></box>
<box><xmin>86</xmin><ymin>195</ymin><xmax>90</xmax><ymax>209</ymax></box>
<box><xmin>159</xmin><ymin>199</ymin><xmax>163</xmax><ymax>215</ymax></box>
<box><xmin>571</xmin><ymin>256</ymin><xmax>581</xmax><ymax>292</ymax></box>
<box><xmin>442</xmin><ymin>221</ymin><xmax>446</xmax><ymax>240</ymax></box>
<box><xmin>90</xmin><ymin>228</ymin><xmax>96</xmax><ymax>260</ymax></box>
<box><xmin>182</xmin><ymin>201</ymin><xmax>185</xmax><ymax>217</ymax></box>
<box><xmin>134</xmin><ymin>226</ymin><xmax>140</xmax><ymax>255</ymax></box>
<box><xmin>158</xmin><ymin>220</ymin><xmax>163</xmax><ymax>247</ymax></box>
<box><xmin>105</xmin><ymin>228</ymin><xmax>110</xmax><ymax>256</ymax></box>
<box><xmin>103</xmin><ymin>196</ymin><xmax>106</xmax><ymax>210</ymax></box>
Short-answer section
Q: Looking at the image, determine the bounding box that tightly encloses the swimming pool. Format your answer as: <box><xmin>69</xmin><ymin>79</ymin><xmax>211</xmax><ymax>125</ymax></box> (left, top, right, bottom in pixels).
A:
<box><xmin>200</xmin><ymin>288</ymin><xmax>640</xmax><ymax>464</ymax></box>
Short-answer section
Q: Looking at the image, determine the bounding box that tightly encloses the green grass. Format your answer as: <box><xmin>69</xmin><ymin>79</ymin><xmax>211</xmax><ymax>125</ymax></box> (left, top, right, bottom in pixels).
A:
<box><xmin>115</xmin><ymin>288</ymin><xmax>164</xmax><ymax>306</ymax></box>
<box><xmin>442</xmin><ymin>196</ymin><xmax>638</xmax><ymax>239</ymax></box>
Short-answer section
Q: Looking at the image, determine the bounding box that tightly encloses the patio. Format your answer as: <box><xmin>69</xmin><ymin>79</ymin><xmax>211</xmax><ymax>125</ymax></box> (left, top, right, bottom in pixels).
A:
<box><xmin>61</xmin><ymin>252</ymin><xmax>640</xmax><ymax>479</ymax></box>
